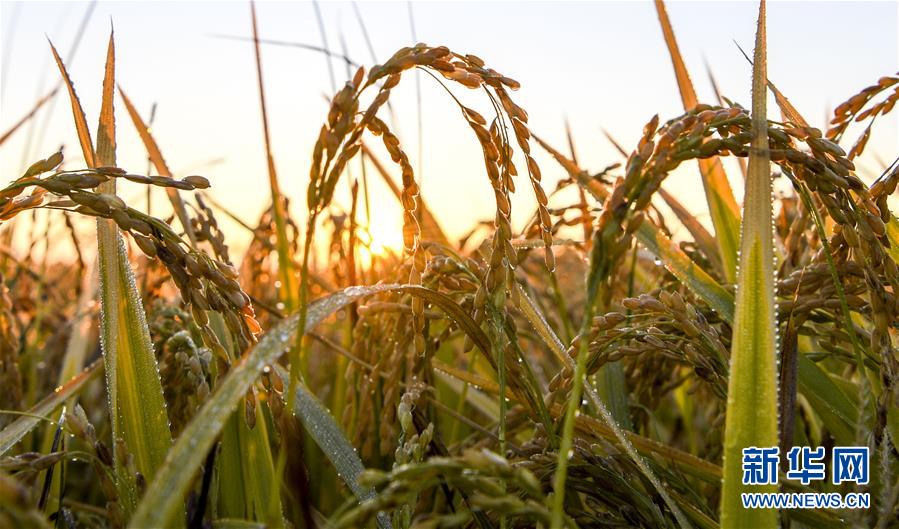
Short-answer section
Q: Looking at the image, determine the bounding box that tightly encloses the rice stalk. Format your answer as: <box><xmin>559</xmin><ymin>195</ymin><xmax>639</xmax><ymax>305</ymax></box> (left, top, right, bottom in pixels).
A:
<box><xmin>250</xmin><ymin>1</ymin><xmax>297</xmax><ymax>312</ymax></box>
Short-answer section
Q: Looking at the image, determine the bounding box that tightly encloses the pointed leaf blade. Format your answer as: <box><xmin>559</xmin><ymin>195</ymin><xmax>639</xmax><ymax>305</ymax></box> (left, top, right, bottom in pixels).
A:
<box><xmin>720</xmin><ymin>3</ymin><xmax>779</xmax><ymax>526</ymax></box>
<box><xmin>655</xmin><ymin>0</ymin><xmax>742</xmax><ymax>282</ymax></box>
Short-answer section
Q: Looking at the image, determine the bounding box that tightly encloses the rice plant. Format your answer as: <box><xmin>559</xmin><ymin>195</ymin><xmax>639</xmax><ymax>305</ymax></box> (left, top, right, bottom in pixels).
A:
<box><xmin>1</xmin><ymin>1</ymin><xmax>897</xmax><ymax>528</ymax></box>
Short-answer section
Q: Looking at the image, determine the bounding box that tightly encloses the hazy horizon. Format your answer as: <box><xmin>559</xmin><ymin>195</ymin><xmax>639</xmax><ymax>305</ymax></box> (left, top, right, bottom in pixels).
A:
<box><xmin>2</xmin><ymin>0</ymin><xmax>897</xmax><ymax>260</ymax></box>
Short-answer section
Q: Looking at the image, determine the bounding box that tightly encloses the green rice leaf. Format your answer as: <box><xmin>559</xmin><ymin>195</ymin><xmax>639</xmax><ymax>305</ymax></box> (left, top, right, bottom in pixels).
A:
<box><xmin>514</xmin><ymin>283</ymin><xmax>567</xmax><ymax>364</ymax></box>
<box><xmin>217</xmin><ymin>406</ymin><xmax>282</xmax><ymax>527</ymax></box>
<box><xmin>797</xmin><ymin>355</ymin><xmax>856</xmax><ymax>446</ymax></box>
<box><xmin>720</xmin><ymin>3</ymin><xmax>779</xmax><ymax>527</ymax></box>
<box><xmin>0</xmin><ymin>361</ymin><xmax>101</xmax><ymax>456</ymax></box>
<box><xmin>271</xmin><ymin>364</ymin><xmax>390</xmax><ymax>529</ymax></box>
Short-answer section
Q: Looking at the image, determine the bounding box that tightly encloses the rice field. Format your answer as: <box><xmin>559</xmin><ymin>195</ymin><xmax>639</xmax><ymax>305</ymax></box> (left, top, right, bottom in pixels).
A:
<box><xmin>0</xmin><ymin>1</ymin><xmax>897</xmax><ymax>528</ymax></box>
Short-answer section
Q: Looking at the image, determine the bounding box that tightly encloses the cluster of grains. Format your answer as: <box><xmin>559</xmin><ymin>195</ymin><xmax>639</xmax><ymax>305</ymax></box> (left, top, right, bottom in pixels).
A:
<box><xmin>65</xmin><ymin>405</ymin><xmax>127</xmax><ymax>528</ymax></box>
<box><xmin>778</xmin><ymin>261</ymin><xmax>868</xmax><ymax>321</ymax></box>
<box><xmin>589</xmin><ymin>105</ymin><xmax>882</xmax><ymax>274</ymax></box>
<box><xmin>260</xmin><ymin>365</ymin><xmax>285</xmax><ymax>427</ymax></box>
<box><xmin>186</xmin><ymin>197</ymin><xmax>278</xmax><ymax>427</ymax></box>
<box><xmin>824</xmin><ymin>73</ymin><xmax>899</xmax><ymax>412</ymax></box>
<box><xmin>603</xmin><ymin>102</ymin><xmax>898</xmax><ymax>415</ymax></box>
<box><xmin>341</xmin><ymin>255</ymin><xmax>449</xmax><ymax>457</ymax></box>
<box><xmin>0</xmin><ymin>151</ymin><xmax>63</xmax><ymax>220</ymax></box>
<box><xmin>344</xmin><ymin>287</ymin><xmax>412</xmax><ymax>458</ymax></box>
<box><xmin>774</xmin><ymin>139</ymin><xmax>897</xmax><ymax>408</ymax></box>
<box><xmin>420</xmin><ymin>252</ymin><xmax>480</xmax><ymax>358</ymax></box>
<box><xmin>191</xmin><ymin>195</ymin><xmax>232</xmax><ymax>264</ymax></box>
<box><xmin>340</xmin><ymin>449</ymin><xmax>547</xmax><ymax>528</ymax></box>
<box><xmin>665</xmin><ymin>107</ymin><xmax>891</xmax><ymax>274</ymax></box>
<box><xmin>391</xmin><ymin>384</ymin><xmax>434</xmax><ymax>527</ymax></box>
<box><xmin>869</xmin><ymin>163</ymin><xmax>899</xmax><ymax>228</ymax></box>
<box><xmin>778</xmin><ymin>195</ymin><xmax>813</xmax><ymax>272</ymax></box>
<box><xmin>805</xmin><ymin>322</ymin><xmax>880</xmax><ymax>370</ymax></box>
<box><xmin>827</xmin><ymin>72</ymin><xmax>898</xmax><ymax>159</ymax></box>
<box><xmin>0</xmin><ymin>451</ymin><xmax>65</xmax><ymax>482</ymax></box>
<box><xmin>1</xmin><ymin>158</ymin><xmax>211</xmax><ymax>217</ymax></box>
<box><xmin>582</xmin><ymin>115</ymin><xmax>662</xmax><ymax>308</ymax></box>
<box><xmin>0</xmin><ymin>158</ymin><xmax>261</xmax><ymax>362</ymax></box>
<box><xmin>549</xmin><ymin>291</ymin><xmax>729</xmax><ymax>405</ymax></box>
<box><xmin>187</xmin><ymin>195</ymin><xmax>272</xmax><ymax>429</ymax></box>
<box><xmin>148</xmin><ymin>302</ymin><xmax>213</xmax><ymax>436</ymax></box>
<box><xmin>308</xmin><ymin>44</ymin><xmax>551</xmax><ymax>356</ymax></box>
<box><xmin>340</xmin><ymin>251</ymin><xmax>548</xmax><ymax>459</ymax></box>
<box><xmin>309</xmin><ymin>64</ymin><xmax>429</xmax><ymax>353</ymax></box>
<box><xmin>627</xmin><ymin>109</ymin><xmax>893</xmax><ymax>297</ymax></box>
<box><xmin>421</xmin><ymin>253</ymin><xmax>547</xmax><ymax>414</ymax></box>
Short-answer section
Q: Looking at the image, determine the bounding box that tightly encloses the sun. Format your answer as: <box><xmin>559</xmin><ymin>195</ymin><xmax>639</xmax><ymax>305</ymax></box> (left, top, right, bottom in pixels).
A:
<box><xmin>358</xmin><ymin>211</ymin><xmax>404</xmax><ymax>266</ymax></box>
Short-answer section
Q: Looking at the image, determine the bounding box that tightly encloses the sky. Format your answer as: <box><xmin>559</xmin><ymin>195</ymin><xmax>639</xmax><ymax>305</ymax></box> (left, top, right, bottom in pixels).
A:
<box><xmin>1</xmin><ymin>1</ymin><xmax>897</xmax><ymax>260</ymax></box>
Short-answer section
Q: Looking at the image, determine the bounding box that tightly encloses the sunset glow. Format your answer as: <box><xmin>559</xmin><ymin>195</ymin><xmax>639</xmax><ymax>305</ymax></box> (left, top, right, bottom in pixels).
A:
<box><xmin>1</xmin><ymin>2</ymin><xmax>896</xmax><ymax>527</ymax></box>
